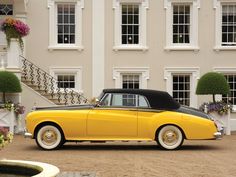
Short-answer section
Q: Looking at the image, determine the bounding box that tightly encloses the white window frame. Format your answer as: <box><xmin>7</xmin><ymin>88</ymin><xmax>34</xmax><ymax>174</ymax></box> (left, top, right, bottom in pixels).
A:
<box><xmin>50</xmin><ymin>67</ymin><xmax>82</xmax><ymax>92</ymax></box>
<box><xmin>164</xmin><ymin>67</ymin><xmax>200</xmax><ymax>108</ymax></box>
<box><xmin>113</xmin><ymin>67</ymin><xmax>149</xmax><ymax>88</ymax></box>
<box><xmin>213</xmin><ymin>67</ymin><xmax>236</xmax><ymax>111</ymax></box>
<box><xmin>122</xmin><ymin>74</ymin><xmax>141</xmax><ymax>89</ymax></box>
<box><xmin>214</xmin><ymin>0</ymin><xmax>236</xmax><ymax>51</ymax></box>
<box><xmin>164</xmin><ymin>0</ymin><xmax>200</xmax><ymax>51</ymax></box>
<box><xmin>113</xmin><ymin>0</ymin><xmax>149</xmax><ymax>51</ymax></box>
<box><xmin>48</xmin><ymin>0</ymin><xmax>84</xmax><ymax>51</ymax></box>
<box><xmin>172</xmin><ymin>74</ymin><xmax>191</xmax><ymax>106</ymax></box>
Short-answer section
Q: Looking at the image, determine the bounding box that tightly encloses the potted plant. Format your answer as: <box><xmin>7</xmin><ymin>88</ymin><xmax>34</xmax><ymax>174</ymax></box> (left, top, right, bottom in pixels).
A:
<box><xmin>196</xmin><ymin>72</ymin><xmax>231</xmax><ymax>134</ymax></box>
<box><xmin>0</xmin><ymin>126</ymin><xmax>13</xmax><ymax>150</ymax></box>
<box><xmin>0</xmin><ymin>17</ymin><xmax>30</xmax><ymax>51</ymax></box>
<box><xmin>0</xmin><ymin>71</ymin><xmax>23</xmax><ymax>133</ymax></box>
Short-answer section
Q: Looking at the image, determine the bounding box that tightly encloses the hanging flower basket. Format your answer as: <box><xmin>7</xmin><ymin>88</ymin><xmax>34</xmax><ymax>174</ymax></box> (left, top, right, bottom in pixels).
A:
<box><xmin>0</xmin><ymin>17</ymin><xmax>30</xmax><ymax>51</ymax></box>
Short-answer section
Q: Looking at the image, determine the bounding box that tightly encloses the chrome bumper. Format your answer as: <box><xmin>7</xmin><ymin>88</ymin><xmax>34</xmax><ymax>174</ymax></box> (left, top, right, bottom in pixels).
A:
<box><xmin>214</xmin><ymin>132</ymin><xmax>223</xmax><ymax>140</ymax></box>
<box><xmin>24</xmin><ymin>129</ymin><xmax>33</xmax><ymax>138</ymax></box>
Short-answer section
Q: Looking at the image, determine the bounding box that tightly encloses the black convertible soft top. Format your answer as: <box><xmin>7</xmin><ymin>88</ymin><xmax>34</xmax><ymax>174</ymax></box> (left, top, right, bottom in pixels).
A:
<box><xmin>102</xmin><ymin>89</ymin><xmax>180</xmax><ymax>110</ymax></box>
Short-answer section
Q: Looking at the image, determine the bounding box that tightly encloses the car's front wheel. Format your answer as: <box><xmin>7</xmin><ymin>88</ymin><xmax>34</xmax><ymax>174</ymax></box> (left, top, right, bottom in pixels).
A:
<box><xmin>157</xmin><ymin>125</ymin><xmax>184</xmax><ymax>150</ymax></box>
<box><xmin>36</xmin><ymin>125</ymin><xmax>64</xmax><ymax>150</ymax></box>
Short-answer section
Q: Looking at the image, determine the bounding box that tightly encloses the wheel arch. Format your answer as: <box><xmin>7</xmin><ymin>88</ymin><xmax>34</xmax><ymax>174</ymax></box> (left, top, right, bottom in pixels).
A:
<box><xmin>155</xmin><ymin>124</ymin><xmax>186</xmax><ymax>141</ymax></box>
<box><xmin>33</xmin><ymin>121</ymin><xmax>65</xmax><ymax>140</ymax></box>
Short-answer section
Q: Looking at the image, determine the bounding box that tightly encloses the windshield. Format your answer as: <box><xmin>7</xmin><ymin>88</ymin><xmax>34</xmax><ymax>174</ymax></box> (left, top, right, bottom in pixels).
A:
<box><xmin>97</xmin><ymin>92</ymin><xmax>104</xmax><ymax>101</ymax></box>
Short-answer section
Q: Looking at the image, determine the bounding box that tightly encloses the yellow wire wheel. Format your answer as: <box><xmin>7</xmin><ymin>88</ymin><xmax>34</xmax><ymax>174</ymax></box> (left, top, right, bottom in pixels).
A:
<box><xmin>157</xmin><ymin>125</ymin><xmax>184</xmax><ymax>150</ymax></box>
<box><xmin>36</xmin><ymin>125</ymin><xmax>63</xmax><ymax>150</ymax></box>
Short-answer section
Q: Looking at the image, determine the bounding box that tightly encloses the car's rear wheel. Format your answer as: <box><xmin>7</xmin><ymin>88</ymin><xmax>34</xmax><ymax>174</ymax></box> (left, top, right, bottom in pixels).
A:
<box><xmin>36</xmin><ymin>125</ymin><xmax>64</xmax><ymax>150</ymax></box>
<box><xmin>157</xmin><ymin>125</ymin><xmax>184</xmax><ymax>150</ymax></box>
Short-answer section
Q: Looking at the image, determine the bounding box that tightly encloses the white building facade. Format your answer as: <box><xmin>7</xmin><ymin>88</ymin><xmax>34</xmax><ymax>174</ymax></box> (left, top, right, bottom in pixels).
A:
<box><xmin>1</xmin><ymin>0</ymin><xmax>236</xmax><ymax>128</ymax></box>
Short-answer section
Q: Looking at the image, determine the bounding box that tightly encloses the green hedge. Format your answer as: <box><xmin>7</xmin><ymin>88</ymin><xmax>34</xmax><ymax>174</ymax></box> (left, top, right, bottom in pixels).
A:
<box><xmin>0</xmin><ymin>71</ymin><xmax>22</xmax><ymax>103</ymax></box>
<box><xmin>196</xmin><ymin>72</ymin><xmax>230</xmax><ymax>95</ymax></box>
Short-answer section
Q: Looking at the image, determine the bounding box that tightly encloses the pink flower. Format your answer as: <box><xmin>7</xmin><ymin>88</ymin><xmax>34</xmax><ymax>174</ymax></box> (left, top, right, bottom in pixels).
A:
<box><xmin>13</xmin><ymin>20</ymin><xmax>30</xmax><ymax>36</ymax></box>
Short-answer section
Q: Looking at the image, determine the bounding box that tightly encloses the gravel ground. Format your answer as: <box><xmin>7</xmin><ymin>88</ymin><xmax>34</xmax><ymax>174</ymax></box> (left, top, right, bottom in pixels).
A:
<box><xmin>2</xmin><ymin>134</ymin><xmax>236</xmax><ymax>177</ymax></box>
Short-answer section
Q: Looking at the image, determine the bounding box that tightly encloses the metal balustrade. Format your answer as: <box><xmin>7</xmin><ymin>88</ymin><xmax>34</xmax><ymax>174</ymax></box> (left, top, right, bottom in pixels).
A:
<box><xmin>20</xmin><ymin>56</ymin><xmax>88</xmax><ymax>105</ymax></box>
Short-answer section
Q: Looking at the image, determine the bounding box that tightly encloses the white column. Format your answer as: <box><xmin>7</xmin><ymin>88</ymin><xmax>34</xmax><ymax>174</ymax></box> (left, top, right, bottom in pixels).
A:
<box><xmin>92</xmin><ymin>0</ymin><xmax>105</xmax><ymax>97</ymax></box>
<box><xmin>6</xmin><ymin>39</ymin><xmax>21</xmax><ymax>70</ymax></box>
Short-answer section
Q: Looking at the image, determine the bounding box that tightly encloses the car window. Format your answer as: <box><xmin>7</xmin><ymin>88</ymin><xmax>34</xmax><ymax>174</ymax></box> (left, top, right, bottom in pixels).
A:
<box><xmin>100</xmin><ymin>94</ymin><xmax>111</xmax><ymax>106</ymax></box>
<box><xmin>111</xmin><ymin>94</ymin><xmax>124</xmax><ymax>106</ymax></box>
<box><xmin>138</xmin><ymin>95</ymin><xmax>149</xmax><ymax>107</ymax></box>
<box><xmin>122</xmin><ymin>94</ymin><xmax>136</xmax><ymax>107</ymax></box>
<box><xmin>110</xmin><ymin>93</ymin><xmax>149</xmax><ymax>108</ymax></box>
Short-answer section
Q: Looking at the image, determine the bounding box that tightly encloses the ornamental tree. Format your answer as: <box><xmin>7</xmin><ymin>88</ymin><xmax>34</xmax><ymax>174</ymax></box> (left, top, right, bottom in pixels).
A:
<box><xmin>196</xmin><ymin>72</ymin><xmax>230</xmax><ymax>103</ymax></box>
<box><xmin>0</xmin><ymin>71</ymin><xmax>22</xmax><ymax>103</ymax></box>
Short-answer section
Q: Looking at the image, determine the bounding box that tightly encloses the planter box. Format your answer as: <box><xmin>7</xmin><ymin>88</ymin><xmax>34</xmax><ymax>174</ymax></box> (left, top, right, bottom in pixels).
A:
<box><xmin>210</xmin><ymin>111</ymin><xmax>231</xmax><ymax>135</ymax></box>
<box><xmin>0</xmin><ymin>109</ymin><xmax>15</xmax><ymax>133</ymax></box>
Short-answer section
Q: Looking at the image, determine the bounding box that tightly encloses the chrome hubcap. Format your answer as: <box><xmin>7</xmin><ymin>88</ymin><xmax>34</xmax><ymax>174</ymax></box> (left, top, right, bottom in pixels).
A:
<box><xmin>41</xmin><ymin>130</ymin><xmax>57</xmax><ymax>145</ymax></box>
<box><xmin>162</xmin><ymin>130</ymin><xmax>178</xmax><ymax>146</ymax></box>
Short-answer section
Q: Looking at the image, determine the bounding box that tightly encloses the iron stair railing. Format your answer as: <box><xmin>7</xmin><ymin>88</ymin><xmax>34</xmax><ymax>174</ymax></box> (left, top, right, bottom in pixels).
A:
<box><xmin>20</xmin><ymin>55</ymin><xmax>88</xmax><ymax>105</ymax></box>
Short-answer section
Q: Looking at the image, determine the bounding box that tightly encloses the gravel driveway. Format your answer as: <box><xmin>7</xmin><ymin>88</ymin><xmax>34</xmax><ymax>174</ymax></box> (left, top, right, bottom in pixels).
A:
<box><xmin>2</xmin><ymin>134</ymin><xmax>236</xmax><ymax>177</ymax></box>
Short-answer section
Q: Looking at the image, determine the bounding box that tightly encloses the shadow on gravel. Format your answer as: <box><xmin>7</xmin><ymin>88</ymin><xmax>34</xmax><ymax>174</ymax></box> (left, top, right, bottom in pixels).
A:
<box><xmin>50</xmin><ymin>144</ymin><xmax>222</xmax><ymax>151</ymax></box>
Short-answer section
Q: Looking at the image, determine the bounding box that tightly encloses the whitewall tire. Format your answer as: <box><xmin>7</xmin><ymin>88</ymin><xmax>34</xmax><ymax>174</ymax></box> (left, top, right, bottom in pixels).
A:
<box><xmin>36</xmin><ymin>125</ymin><xmax>63</xmax><ymax>150</ymax></box>
<box><xmin>157</xmin><ymin>125</ymin><xmax>184</xmax><ymax>150</ymax></box>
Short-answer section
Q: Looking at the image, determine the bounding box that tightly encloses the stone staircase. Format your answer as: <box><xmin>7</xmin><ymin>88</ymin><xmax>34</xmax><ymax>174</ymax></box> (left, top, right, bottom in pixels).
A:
<box><xmin>20</xmin><ymin>56</ymin><xmax>88</xmax><ymax>105</ymax></box>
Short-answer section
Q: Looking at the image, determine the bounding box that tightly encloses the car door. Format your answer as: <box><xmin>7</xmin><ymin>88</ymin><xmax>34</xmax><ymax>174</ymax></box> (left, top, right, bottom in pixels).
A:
<box><xmin>87</xmin><ymin>93</ymin><xmax>138</xmax><ymax>138</ymax></box>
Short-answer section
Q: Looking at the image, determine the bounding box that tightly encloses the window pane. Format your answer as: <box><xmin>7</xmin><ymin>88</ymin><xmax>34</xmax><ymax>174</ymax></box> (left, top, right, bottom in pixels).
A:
<box><xmin>121</xmin><ymin>4</ymin><xmax>139</xmax><ymax>44</ymax></box>
<box><xmin>122</xmin><ymin>15</ymin><xmax>127</xmax><ymax>24</ymax></box>
<box><xmin>173</xmin><ymin>4</ymin><xmax>191</xmax><ymax>44</ymax></box>
<box><xmin>133</xmin><ymin>26</ymin><xmax>139</xmax><ymax>34</ymax></box>
<box><xmin>0</xmin><ymin>4</ymin><xmax>13</xmax><ymax>15</ymax></box>
<box><xmin>100</xmin><ymin>94</ymin><xmax>110</xmax><ymax>106</ymax></box>
<box><xmin>70</xmin><ymin>15</ymin><xmax>75</xmax><ymax>23</ymax></box>
<box><xmin>58</xmin><ymin>15</ymin><xmax>63</xmax><ymax>23</ymax></box>
<box><xmin>122</xmin><ymin>35</ymin><xmax>127</xmax><ymax>44</ymax></box>
<box><xmin>223</xmin><ymin>74</ymin><xmax>236</xmax><ymax>105</ymax></box>
<box><xmin>138</xmin><ymin>96</ymin><xmax>149</xmax><ymax>107</ymax></box>
<box><xmin>172</xmin><ymin>75</ymin><xmax>191</xmax><ymax>106</ymax></box>
<box><xmin>133</xmin><ymin>5</ymin><xmax>139</xmax><ymax>14</ymax></box>
<box><xmin>64</xmin><ymin>35</ymin><xmax>69</xmax><ymax>43</ymax></box>
<box><xmin>128</xmin><ymin>35</ymin><xmax>133</xmax><ymax>44</ymax></box>
<box><xmin>111</xmin><ymin>94</ymin><xmax>123</xmax><ymax>106</ymax></box>
<box><xmin>134</xmin><ymin>15</ymin><xmax>139</xmax><ymax>24</ymax></box>
<box><xmin>128</xmin><ymin>26</ymin><xmax>132</xmax><ymax>34</ymax></box>
<box><xmin>64</xmin><ymin>15</ymin><xmax>69</xmax><ymax>23</ymax></box>
<box><xmin>70</xmin><ymin>35</ymin><xmax>75</xmax><ymax>43</ymax></box>
<box><xmin>122</xmin><ymin>74</ymin><xmax>140</xmax><ymax>89</ymax></box>
<box><xmin>70</xmin><ymin>25</ymin><xmax>75</xmax><ymax>33</ymax></box>
<box><xmin>57</xmin><ymin>4</ymin><xmax>76</xmax><ymax>44</ymax></box>
<box><xmin>122</xmin><ymin>5</ymin><xmax>128</xmax><ymax>14</ymax></box>
<box><xmin>128</xmin><ymin>15</ymin><xmax>133</xmax><ymax>24</ymax></box>
<box><xmin>64</xmin><ymin>25</ymin><xmax>69</xmax><ymax>33</ymax></box>
<box><xmin>173</xmin><ymin>15</ymin><xmax>178</xmax><ymax>23</ymax></box>
<box><xmin>57</xmin><ymin>74</ymin><xmax>76</xmax><ymax>89</ymax></box>
<box><xmin>222</xmin><ymin>5</ymin><xmax>236</xmax><ymax>46</ymax></box>
<box><xmin>134</xmin><ymin>35</ymin><xmax>139</xmax><ymax>44</ymax></box>
<box><xmin>58</xmin><ymin>35</ymin><xmax>63</xmax><ymax>43</ymax></box>
<box><xmin>58</xmin><ymin>25</ymin><xmax>63</xmax><ymax>33</ymax></box>
<box><xmin>70</xmin><ymin>5</ymin><xmax>75</xmax><ymax>13</ymax></box>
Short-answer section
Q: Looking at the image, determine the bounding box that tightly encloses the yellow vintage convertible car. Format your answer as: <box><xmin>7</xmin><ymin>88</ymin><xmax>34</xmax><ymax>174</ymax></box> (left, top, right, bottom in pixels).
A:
<box><xmin>25</xmin><ymin>89</ymin><xmax>222</xmax><ymax>150</ymax></box>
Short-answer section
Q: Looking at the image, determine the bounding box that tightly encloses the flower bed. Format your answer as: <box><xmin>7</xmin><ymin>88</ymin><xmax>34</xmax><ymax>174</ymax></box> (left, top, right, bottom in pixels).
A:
<box><xmin>0</xmin><ymin>126</ymin><xmax>13</xmax><ymax>149</ymax></box>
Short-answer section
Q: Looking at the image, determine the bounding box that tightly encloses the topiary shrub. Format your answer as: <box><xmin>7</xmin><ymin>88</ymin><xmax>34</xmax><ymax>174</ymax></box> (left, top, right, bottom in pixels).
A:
<box><xmin>196</xmin><ymin>72</ymin><xmax>230</xmax><ymax>103</ymax></box>
<box><xmin>0</xmin><ymin>71</ymin><xmax>22</xmax><ymax>103</ymax></box>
